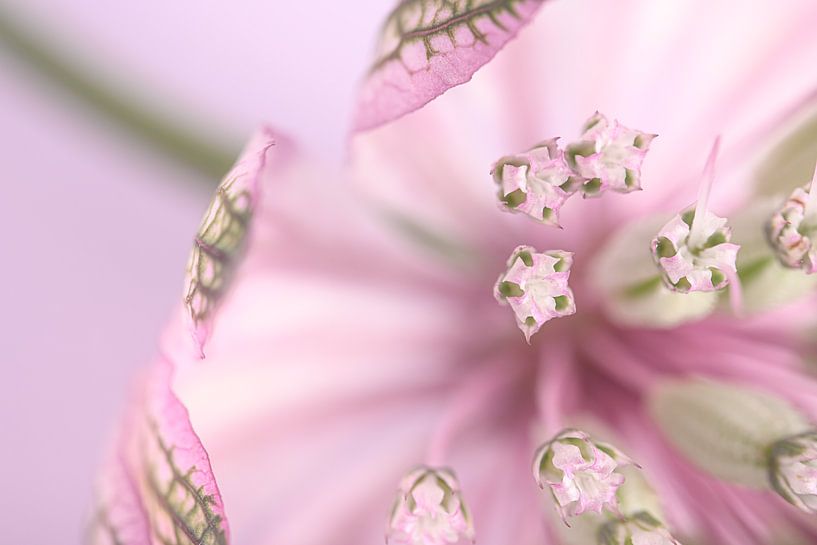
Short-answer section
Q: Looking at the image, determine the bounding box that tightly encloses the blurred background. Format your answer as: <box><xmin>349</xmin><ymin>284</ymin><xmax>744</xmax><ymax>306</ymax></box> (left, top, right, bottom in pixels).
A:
<box><xmin>0</xmin><ymin>1</ymin><xmax>390</xmax><ymax>541</ymax></box>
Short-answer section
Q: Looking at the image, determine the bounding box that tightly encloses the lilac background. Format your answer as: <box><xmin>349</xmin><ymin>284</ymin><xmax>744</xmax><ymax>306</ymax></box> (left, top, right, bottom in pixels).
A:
<box><xmin>0</xmin><ymin>1</ymin><xmax>389</xmax><ymax>542</ymax></box>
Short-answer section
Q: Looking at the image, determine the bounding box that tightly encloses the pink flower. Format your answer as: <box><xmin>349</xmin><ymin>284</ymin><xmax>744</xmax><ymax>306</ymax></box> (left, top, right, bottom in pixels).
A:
<box><xmin>492</xmin><ymin>139</ymin><xmax>574</xmax><ymax>227</ymax></box>
<box><xmin>386</xmin><ymin>467</ymin><xmax>474</xmax><ymax>545</ymax></box>
<box><xmin>566</xmin><ymin>112</ymin><xmax>656</xmax><ymax>195</ymax></box>
<box><xmin>532</xmin><ymin>429</ymin><xmax>631</xmax><ymax>521</ymax></box>
<box><xmin>90</xmin><ymin>2</ymin><xmax>817</xmax><ymax>545</ymax></box>
<box><xmin>494</xmin><ymin>246</ymin><xmax>575</xmax><ymax>341</ymax></box>
<box><xmin>766</xmin><ymin>163</ymin><xmax>817</xmax><ymax>274</ymax></box>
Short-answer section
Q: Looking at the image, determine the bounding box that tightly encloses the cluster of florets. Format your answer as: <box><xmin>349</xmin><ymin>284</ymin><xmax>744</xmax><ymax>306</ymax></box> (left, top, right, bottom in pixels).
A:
<box><xmin>492</xmin><ymin>113</ymin><xmax>656</xmax><ymax>227</ymax></box>
<box><xmin>492</xmin><ymin>113</ymin><xmax>657</xmax><ymax>341</ymax></box>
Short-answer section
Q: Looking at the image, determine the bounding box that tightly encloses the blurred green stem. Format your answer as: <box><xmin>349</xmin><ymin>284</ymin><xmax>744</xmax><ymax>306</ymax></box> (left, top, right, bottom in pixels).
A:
<box><xmin>0</xmin><ymin>5</ymin><xmax>238</xmax><ymax>183</ymax></box>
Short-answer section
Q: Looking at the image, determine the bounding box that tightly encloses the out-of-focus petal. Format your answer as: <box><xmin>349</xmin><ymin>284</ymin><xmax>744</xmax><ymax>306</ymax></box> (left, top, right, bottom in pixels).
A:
<box><xmin>353</xmin><ymin>0</ymin><xmax>547</xmax><ymax>132</ymax></box>
<box><xmin>88</xmin><ymin>359</ymin><xmax>230</xmax><ymax>545</ymax></box>
<box><xmin>183</xmin><ymin>128</ymin><xmax>282</xmax><ymax>358</ymax></box>
<box><xmin>161</xmin><ymin>145</ymin><xmax>523</xmax><ymax>545</ymax></box>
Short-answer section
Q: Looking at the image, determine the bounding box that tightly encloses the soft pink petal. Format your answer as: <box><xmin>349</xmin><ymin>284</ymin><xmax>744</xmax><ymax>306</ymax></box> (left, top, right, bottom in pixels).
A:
<box><xmin>183</xmin><ymin>127</ymin><xmax>282</xmax><ymax>358</ymax></box>
<box><xmin>353</xmin><ymin>0</ymin><xmax>547</xmax><ymax>131</ymax></box>
<box><xmin>88</xmin><ymin>359</ymin><xmax>229</xmax><ymax>545</ymax></box>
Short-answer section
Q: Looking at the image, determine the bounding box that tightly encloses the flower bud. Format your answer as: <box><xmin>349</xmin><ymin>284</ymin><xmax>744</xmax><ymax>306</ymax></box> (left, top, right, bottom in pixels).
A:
<box><xmin>769</xmin><ymin>431</ymin><xmax>817</xmax><ymax>513</ymax></box>
<box><xmin>766</xmin><ymin>166</ymin><xmax>817</xmax><ymax>274</ymax></box>
<box><xmin>494</xmin><ymin>246</ymin><xmax>576</xmax><ymax>342</ymax></box>
<box><xmin>386</xmin><ymin>467</ymin><xmax>474</xmax><ymax>545</ymax></box>
<box><xmin>532</xmin><ymin>429</ymin><xmax>634</xmax><ymax>522</ymax></box>
<box><xmin>492</xmin><ymin>139</ymin><xmax>575</xmax><ymax>227</ymax></box>
<box><xmin>597</xmin><ymin>512</ymin><xmax>682</xmax><ymax>545</ymax></box>
<box><xmin>565</xmin><ymin>112</ymin><xmax>656</xmax><ymax>196</ymax></box>
<box><xmin>649</xmin><ymin>379</ymin><xmax>811</xmax><ymax>487</ymax></box>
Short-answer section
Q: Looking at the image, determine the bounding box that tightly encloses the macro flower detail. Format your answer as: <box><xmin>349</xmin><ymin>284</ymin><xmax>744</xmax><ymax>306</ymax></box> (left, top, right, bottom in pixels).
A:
<box><xmin>651</xmin><ymin>140</ymin><xmax>740</xmax><ymax>293</ymax></box>
<box><xmin>492</xmin><ymin>138</ymin><xmax>574</xmax><ymax>226</ymax></box>
<box><xmin>76</xmin><ymin>2</ymin><xmax>817</xmax><ymax>545</ymax></box>
<box><xmin>769</xmin><ymin>431</ymin><xmax>817</xmax><ymax>513</ymax></box>
<box><xmin>494</xmin><ymin>246</ymin><xmax>575</xmax><ymax>341</ymax></box>
<box><xmin>565</xmin><ymin>112</ymin><xmax>656</xmax><ymax>196</ymax></box>
<box><xmin>386</xmin><ymin>467</ymin><xmax>474</xmax><ymax>545</ymax></box>
<box><xmin>765</xmin><ymin>163</ymin><xmax>817</xmax><ymax>274</ymax></box>
<box><xmin>183</xmin><ymin>128</ymin><xmax>276</xmax><ymax>358</ymax></box>
<box><xmin>597</xmin><ymin>513</ymin><xmax>681</xmax><ymax>545</ymax></box>
<box><xmin>532</xmin><ymin>429</ymin><xmax>633</xmax><ymax>522</ymax></box>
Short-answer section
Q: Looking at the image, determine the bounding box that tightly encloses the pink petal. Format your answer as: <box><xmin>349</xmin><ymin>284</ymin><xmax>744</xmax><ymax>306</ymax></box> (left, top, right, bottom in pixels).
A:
<box><xmin>352</xmin><ymin>0</ymin><xmax>547</xmax><ymax>132</ymax></box>
<box><xmin>88</xmin><ymin>359</ymin><xmax>230</xmax><ymax>545</ymax></box>
<box><xmin>183</xmin><ymin>127</ymin><xmax>282</xmax><ymax>358</ymax></box>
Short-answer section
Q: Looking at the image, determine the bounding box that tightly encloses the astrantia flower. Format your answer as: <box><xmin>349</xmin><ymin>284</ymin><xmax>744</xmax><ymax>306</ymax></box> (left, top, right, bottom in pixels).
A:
<box><xmin>90</xmin><ymin>2</ymin><xmax>817</xmax><ymax>545</ymax></box>
<box><xmin>532</xmin><ymin>429</ymin><xmax>632</xmax><ymax>521</ymax></box>
<box><xmin>386</xmin><ymin>467</ymin><xmax>474</xmax><ymax>545</ymax></box>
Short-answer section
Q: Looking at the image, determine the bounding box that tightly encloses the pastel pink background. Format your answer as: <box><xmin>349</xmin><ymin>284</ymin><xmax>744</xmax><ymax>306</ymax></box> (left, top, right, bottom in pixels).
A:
<box><xmin>0</xmin><ymin>1</ymin><xmax>389</xmax><ymax>542</ymax></box>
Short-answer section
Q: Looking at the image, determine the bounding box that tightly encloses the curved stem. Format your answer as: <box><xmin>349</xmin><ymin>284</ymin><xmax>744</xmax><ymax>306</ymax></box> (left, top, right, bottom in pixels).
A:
<box><xmin>804</xmin><ymin>160</ymin><xmax>817</xmax><ymax>223</ymax></box>
<box><xmin>536</xmin><ymin>343</ymin><xmax>571</xmax><ymax>436</ymax></box>
<box><xmin>0</xmin><ymin>6</ymin><xmax>238</xmax><ymax>181</ymax></box>
<box><xmin>689</xmin><ymin>137</ymin><xmax>721</xmax><ymax>248</ymax></box>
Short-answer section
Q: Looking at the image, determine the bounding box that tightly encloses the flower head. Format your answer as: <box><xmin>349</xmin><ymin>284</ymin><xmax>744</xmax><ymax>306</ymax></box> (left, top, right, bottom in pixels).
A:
<box><xmin>566</xmin><ymin>112</ymin><xmax>656</xmax><ymax>196</ymax></box>
<box><xmin>766</xmin><ymin>163</ymin><xmax>817</xmax><ymax>274</ymax></box>
<box><xmin>492</xmin><ymin>139</ymin><xmax>575</xmax><ymax>227</ymax></box>
<box><xmin>598</xmin><ymin>512</ymin><xmax>681</xmax><ymax>545</ymax></box>
<box><xmin>494</xmin><ymin>246</ymin><xmax>575</xmax><ymax>341</ymax></box>
<box><xmin>769</xmin><ymin>431</ymin><xmax>817</xmax><ymax>513</ymax></box>
<box><xmin>87</xmin><ymin>2</ymin><xmax>817</xmax><ymax>545</ymax></box>
<box><xmin>386</xmin><ymin>467</ymin><xmax>474</xmax><ymax>545</ymax></box>
<box><xmin>533</xmin><ymin>429</ymin><xmax>633</xmax><ymax>522</ymax></box>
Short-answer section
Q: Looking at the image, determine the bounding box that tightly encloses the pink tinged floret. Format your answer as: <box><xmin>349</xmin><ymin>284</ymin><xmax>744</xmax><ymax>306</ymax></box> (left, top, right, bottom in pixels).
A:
<box><xmin>386</xmin><ymin>467</ymin><xmax>475</xmax><ymax>545</ymax></box>
<box><xmin>492</xmin><ymin>138</ymin><xmax>575</xmax><ymax>226</ymax></box>
<box><xmin>651</xmin><ymin>211</ymin><xmax>740</xmax><ymax>292</ymax></box>
<box><xmin>494</xmin><ymin>245</ymin><xmax>575</xmax><ymax>342</ymax></box>
<box><xmin>766</xmin><ymin>162</ymin><xmax>817</xmax><ymax>274</ymax></box>
<box><xmin>651</xmin><ymin>139</ymin><xmax>740</xmax><ymax>294</ymax></box>
<box><xmin>566</xmin><ymin>112</ymin><xmax>656</xmax><ymax>197</ymax></box>
<box><xmin>532</xmin><ymin>429</ymin><xmax>633</xmax><ymax>523</ymax></box>
<box><xmin>183</xmin><ymin>128</ymin><xmax>277</xmax><ymax>358</ymax></box>
<box><xmin>353</xmin><ymin>0</ymin><xmax>547</xmax><ymax>132</ymax></box>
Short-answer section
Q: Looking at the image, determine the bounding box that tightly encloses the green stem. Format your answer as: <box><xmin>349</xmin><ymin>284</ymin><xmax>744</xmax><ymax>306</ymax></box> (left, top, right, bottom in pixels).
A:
<box><xmin>737</xmin><ymin>255</ymin><xmax>774</xmax><ymax>284</ymax></box>
<box><xmin>621</xmin><ymin>275</ymin><xmax>662</xmax><ymax>298</ymax></box>
<box><xmin>0</xmin><ymin>6</ymin><xmax>239</xmax><ymax>182</ymax></box>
